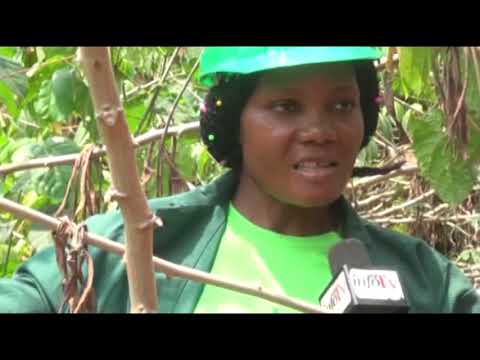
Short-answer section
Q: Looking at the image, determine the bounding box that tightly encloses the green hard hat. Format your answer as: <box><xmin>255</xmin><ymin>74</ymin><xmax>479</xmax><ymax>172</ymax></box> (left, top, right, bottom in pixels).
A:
<box><xmin>199</xmin><ymin>47</ymin><xmax>382</xmax><ymax>88</ymax></box>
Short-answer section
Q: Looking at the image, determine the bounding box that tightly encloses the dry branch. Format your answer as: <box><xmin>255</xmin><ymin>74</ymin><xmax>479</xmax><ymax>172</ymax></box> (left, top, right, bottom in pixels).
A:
<box><xmin>347</xmin><ymin>165</ymin><xmax>418</xmax><ymax>190</ymax></box>
<box><xmin>78</xmin><ymin>47</ymin><xmax>158</xmax><ymax>313</ymax></box>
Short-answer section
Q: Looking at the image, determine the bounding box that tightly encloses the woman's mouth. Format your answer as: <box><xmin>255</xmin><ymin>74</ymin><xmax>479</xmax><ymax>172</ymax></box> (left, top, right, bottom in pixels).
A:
<box><xmin>293</xmin><ymin>160</ymin><xmax>338</xmax><ymax>178</ymax></box>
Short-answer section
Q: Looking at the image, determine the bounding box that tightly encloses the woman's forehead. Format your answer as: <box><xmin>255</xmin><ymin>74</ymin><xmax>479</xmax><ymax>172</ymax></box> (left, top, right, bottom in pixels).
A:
<box><xmin>257</xmin><ymin>62</ymin><xmax>357</xmax><ymax>89</ymax></box>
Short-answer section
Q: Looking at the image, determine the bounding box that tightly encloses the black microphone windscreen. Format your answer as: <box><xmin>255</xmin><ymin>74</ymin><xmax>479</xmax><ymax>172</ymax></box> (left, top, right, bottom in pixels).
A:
<box><xmin>328</xmin><ymin>238</ymin><xmax>371</xmax><ymax>275</ymax></box>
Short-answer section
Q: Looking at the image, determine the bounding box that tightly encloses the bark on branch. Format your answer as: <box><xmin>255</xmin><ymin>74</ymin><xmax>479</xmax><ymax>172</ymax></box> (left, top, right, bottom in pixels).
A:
<box><xmin>78</xmin><ymin>47</ymin><xmax>158</xmax><ymax>313</ymax></box>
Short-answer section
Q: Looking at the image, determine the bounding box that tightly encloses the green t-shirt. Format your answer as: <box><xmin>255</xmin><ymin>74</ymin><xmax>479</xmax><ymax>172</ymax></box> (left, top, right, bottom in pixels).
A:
<box><xmin>195</xmin><ymin>203</ymin><xmax>342</xmax><ymax>313</ymax></box>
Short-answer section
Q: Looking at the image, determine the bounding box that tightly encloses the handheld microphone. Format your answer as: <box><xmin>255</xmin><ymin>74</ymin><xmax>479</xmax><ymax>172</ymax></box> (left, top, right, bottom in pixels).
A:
<box><xmin>318</xmin><ymin>238</ymin><xmax>409</xmax><ymax>313</ymax></box>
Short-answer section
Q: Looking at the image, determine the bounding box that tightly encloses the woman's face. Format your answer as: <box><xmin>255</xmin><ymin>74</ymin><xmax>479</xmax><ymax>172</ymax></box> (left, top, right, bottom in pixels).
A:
<box><xmin>238</xmin><ymin>62</ymin><xmax>364</xmax><ymax>208</ymax></box>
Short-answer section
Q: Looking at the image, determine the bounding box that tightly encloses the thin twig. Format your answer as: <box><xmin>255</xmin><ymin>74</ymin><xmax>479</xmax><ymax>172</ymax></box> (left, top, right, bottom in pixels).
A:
<box><xmin>0</xmin><ymin>196</ymin><xmax>332</xmax><ymax>314</ymax></box>
<box><xmin>356</xmin><ymin>190</ymin><xmax>397</xmax><ymax>209</ymax></box>
<box><xmin>134</xmin><ymin>47</ymin><xmax>181</xmax><ymax>136</ymax></box>
<box><xmin>161</xmin><ymin>145</ymin><xmax>188</xmax><ymax>189</ymax></box>
<box><xmin>393</xmin><ymin>97</ymin><xmax>424</xmax><ymax>115</ymax></box>
<box><xmin>452</xmin><ymin>48</ymin><xmax>469</xmax><ymax>121</ymax></box>
<box><xmin>156</xmin><ymin>139</ymin><xmax>163</xmax><ymax>198</ymax></box>
<box><xmin>347</xmin><ymin>165</ymin><xmax>418</xmax><ymax>190</ymax></box>
<box><xmin>156</xmin><ymin>58</ymin><xmax>200</xmax><ymax>165</ymax></box>
<box><xmin>446</xmin><ymin>221</ymin><xmax>472</xmax><ymax>239</ymax></box>
<box><xmin>172</xmin><ymin>77</ymin><xmax>204</xmax><ymax>103</ymax></box>
<box><xmin>373</xmin><ymin>214</ymin><xmax>480</xmax><ymax>225</ymax></box>
<box><xmin>1</xmin><ymin>221</ymin><xmax>16</xmax><ymax>277</ymax></box>
<box><xmin>0</xmin><ymin>55</ymin><xmax>76</xmax><ymax>82</ymax></box>
<box><xmin>371</xmin><ymin>189</ymin><xmax>435</xmax><ymax>218</ymax></box>
<box><xmin>141</xmin><ymin>142</ymin><xmax>156</xmax><ymax>189</ymax></box>
<box><xmin>363</xmin><ymin>203</ymin><xmax>384</xmax><ymax>217</ymax></box>
<box><xmin>424</xmin><ymin>204</ymin><xmax>449</xmax><ymax>217</ymax></box>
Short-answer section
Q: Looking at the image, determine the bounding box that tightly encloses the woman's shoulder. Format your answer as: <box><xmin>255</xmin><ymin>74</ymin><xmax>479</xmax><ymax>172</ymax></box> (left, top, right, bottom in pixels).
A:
<box><xmin>360</xmin><ymin>220</ymin><xmax>480</xmax><ymax>312</ymax></box>
<box><xmin>362</xmin><ymin>220</ymin><xmax>440</xmax><ymax>258</ymax></box>
<box><xmin>361</xmin><ymin>219</ymin><xmax>454</xmax><ymax>277</ymax></box>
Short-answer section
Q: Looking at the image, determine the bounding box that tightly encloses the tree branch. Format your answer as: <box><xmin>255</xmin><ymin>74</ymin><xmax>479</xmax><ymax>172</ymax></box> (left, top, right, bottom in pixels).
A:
<box><xmin>355</xmin><ymin>190</ymin><xmax>397</xmax><ymax>209</ymax></box>
<box><xmin>0</xmin><ymin>121</ymin><xmax>200</xmax><ymax>176</ymax></box>
<box><xmin>347</xmin><ymin>165</ymin><xmax>418</xmax><ymax>190</ymax></box>
<box><xmin>78</xmin><ymin>47</ymin><xmax>158</xmax><ymax>313</ymax></box>
<box><xmin>370</xmin><ymin>189</ymin><xmax>436</xmax><ymax>218</ymax></box>
<box><xmin>156</xmin><ymin>58</ymin><xmax>200</xmax><ymax>164</ymax></box>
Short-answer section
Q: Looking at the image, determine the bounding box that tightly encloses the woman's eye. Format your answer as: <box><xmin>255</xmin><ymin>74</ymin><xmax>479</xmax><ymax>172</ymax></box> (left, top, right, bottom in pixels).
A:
<box><xmin>271</xmin><ymin>100</ymin><xmax>300</xmax><ymax>113</ymax></box>
<box><xmin>333</xmin><ymin>101</ymin><xmax>356</xmax><ymax>113</ymax></box>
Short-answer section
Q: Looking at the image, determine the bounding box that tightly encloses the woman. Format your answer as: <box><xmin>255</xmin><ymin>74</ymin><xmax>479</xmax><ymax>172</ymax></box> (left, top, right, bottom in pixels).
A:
<box><xmin>1</xmin><ymin>47</ymin><xmax>479</xmax><ymax>313</ymax></box>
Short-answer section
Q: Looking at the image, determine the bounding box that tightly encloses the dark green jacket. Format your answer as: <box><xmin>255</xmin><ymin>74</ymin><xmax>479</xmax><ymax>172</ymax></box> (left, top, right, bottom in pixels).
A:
<box><xmin>1</xmin><ymin>172</ymin><xmax>479</xmax><ymax>313</ymax></box>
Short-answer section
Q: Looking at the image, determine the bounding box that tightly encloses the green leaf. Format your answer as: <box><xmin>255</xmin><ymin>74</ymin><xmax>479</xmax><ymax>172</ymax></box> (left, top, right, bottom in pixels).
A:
<box><xmin>195</xmin><ymin>143</ymin><xmax>224</xmax><ymax>184</ymax></box>
<box><xmin>27</xmin><ymin>224</ymin><xmax>54</xmax><ymax>253</ymax></box>
<box><xmin>399</xmin><ymin>47</ymin><xmax>433</xmax><ymax>98</ymax></box>
<box><xmin>0</xmin><ymin>221</ymin><xmax>15</xmax><ymax>244</ymax></box>
<box><xmin>408</xmin><ymin>110</ymin><xmax>476</xmax><ymax>204</ymax></box>
<box><xmin>466</xmin><ymin>64</ymin><xmax>480</xmax><ymax>127</ymax></box>
<box><xmin>457</xmin><ymin>248</ymin><xmax>480</xmax><ymax>265</ymax></box>
<box><xmin>357</xmin><ymin>138</ymin><xmax>379</xmax><ymax>167</ymax></box>
<box><xmin>0</xmin><ymin>56</ymin><xmax>28</xmax><ymax>98</ymax></box>
<box><xmin>0</xmin><ymin>176</ymin><xmax>15</xmax><ymax>197</ymax></box>
<box><xmin>469</xmin><ymin>118</ymin><xmax>480</xmax><ymax>163</ymax></box>
<box><xmin>174</xmin><ymin>134</ymin><xmax>201</xmax><ymax>182</ymax></box>
<box><xmin>14</xmin><ymin>239</ymin><xmax>32</xmax><ymax>259</ymax></box>
<box><xmin>116</xmin><ymin>59</ymin><xmax>135</xmax><ymax>79</ymax></box>
<box><xmin>0</xmin><ymin>81</ymin><xmax>19</xmax><ymax>118</ymax></box>
<box><xmin>0</xmin><ymin>242</ymin><xmax>23</xmax><ymax>278</ymax></box>
<box><xmin>73</xmin><ymin>78</ymin><xmax>93</xmax><ymax>115</ymax></box>
<box><xmin>22</xmin><ymin>190</ymin><xmax>49</xmax><ymax>210</ymax></box>
<box><xmin>0</xmin><ymin>47</ymin><xmax>17</xmax><ymax>59</ymax></box>
<box><xmin>52</xmin><ymin>67</ymin><xmax>75</xmax><ymax>119</ymax></box>
<box><xmin>73</xmin><ymin>120</ymin><xmax>91</xmax><ymax>147</ymax></box>
<box><xmin>3</xmin><ymin>259</ymin><xmax>23</xmax><ymax>278</ymax></box>
<box><xmin>0</xmin><ymin>137</ymin><xmax>34</xmax><ymax>163</ymax></box>
<box><xmin>35</xmin><ymin>79</ymin><xmax>53</xmax><ymax>122</ymax></box>
<box><xmin>378</xmin><ymin>112</ymin><xmax>395</xmax><ymax>143</ymax></box>
<box><xmin>11</xmin><ymin>137</ymin><xmax>80</xmax><ymax>202</ymax></box>
<box><xmin>197</xmin><ymin>145</ymin><xmax>211</xmax><ymax>178</ymax></box>
<box><xmin>34</xmin><ymin>79</ymin><xmax>63</xmax><ymax>123</ymax></box>
<box><xmin>124</xmin><ymin>96</ymin><xmax>147</xmax><ymax>132</ymax></box>
<box><xmin>0</xmin><ymin>235</ymin><xmax>30</xmax><ymax>278</ymax></box>
<box><xmin>24</xmin><ymin>55</ymin><xmax>76</xmax><ymax>122</ymax></box>
<box><xmin>26</xmin><ymin>54</ymin><xmax>66</xmax><ymax>78</ymax></box>
<box><xmin>43</xmin><ymin>47</ymin><xmax>76</xmax><ymax>59</ymax></box>
<box><xmin>0</xmin><ymin>132</ymin><xmax>6</xmax><ymax>147</ymax></box>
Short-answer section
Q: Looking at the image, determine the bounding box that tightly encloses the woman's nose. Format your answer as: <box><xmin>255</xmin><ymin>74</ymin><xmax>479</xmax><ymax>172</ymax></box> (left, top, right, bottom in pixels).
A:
<box><xmin>296</xmin><ymin>113</ymin><xmax>337</xmax><ymax>144</ymax></box>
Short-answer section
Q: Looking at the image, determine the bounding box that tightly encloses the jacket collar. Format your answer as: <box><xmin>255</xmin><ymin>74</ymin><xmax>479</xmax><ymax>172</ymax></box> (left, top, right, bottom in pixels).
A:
<box><xmin>202</xmin><ymin>170</ymin><xmax>374</xmax><ymax>247</ymax></box>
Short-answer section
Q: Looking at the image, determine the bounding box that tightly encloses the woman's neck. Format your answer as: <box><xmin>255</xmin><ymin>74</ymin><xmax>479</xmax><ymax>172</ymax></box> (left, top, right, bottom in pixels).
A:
<box><xmin>232</xmin><ymin>175</ymin><xmax>337</xmax><ymax>237</ymax></box>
